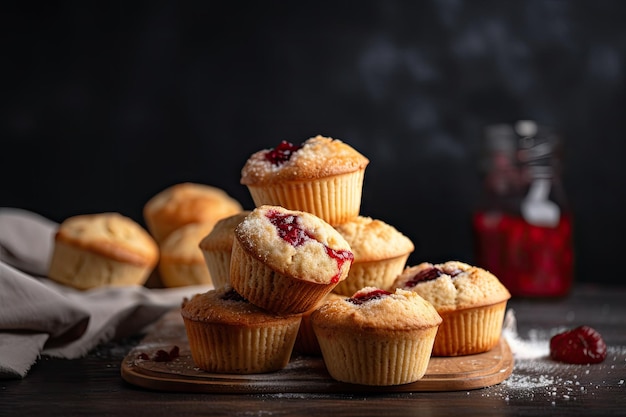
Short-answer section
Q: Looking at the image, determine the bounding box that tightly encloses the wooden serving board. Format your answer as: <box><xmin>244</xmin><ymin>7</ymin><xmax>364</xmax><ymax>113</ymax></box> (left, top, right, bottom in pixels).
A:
<box><xmin>121</xmin><ymin>309</ymin><xmax>514</xmax><ymax>394</ymax></box>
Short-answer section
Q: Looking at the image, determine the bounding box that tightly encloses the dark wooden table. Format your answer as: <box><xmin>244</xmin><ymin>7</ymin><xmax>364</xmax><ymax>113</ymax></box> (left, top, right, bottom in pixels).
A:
<box><xmin>2</xmin><ymin>284</ymin><xmax>625</xmax><ymax>416</ymax></box>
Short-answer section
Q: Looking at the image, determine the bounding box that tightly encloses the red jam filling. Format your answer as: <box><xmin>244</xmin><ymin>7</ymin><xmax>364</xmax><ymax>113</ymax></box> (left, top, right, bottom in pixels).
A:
<box><xmin>349</xmin><ymin>289</ymin><xmax>392</xmax><ymax>305</ymax></box>
<box><xmin>265</xmin><ymin>140</ymin><xmax>302</xmax><ymax>166</ymax></box>
<box><xmin>404</xmin><ymin>266</ymin><xmax>462</xmax><ymax>288</ymax></box>
<box><xmin>267</xmin><ymin>211</ymin><xmax>311</xmax><ymax>246</ymax></box>
<box><xmin>137</xmin><ymin>345</ymin><xmax>180</xmax><ymax>362</ymax></box>
<box><xmin>266</xmin><ymin>209</ymin><xmax>354</xmax><ymax>283</ymax></box>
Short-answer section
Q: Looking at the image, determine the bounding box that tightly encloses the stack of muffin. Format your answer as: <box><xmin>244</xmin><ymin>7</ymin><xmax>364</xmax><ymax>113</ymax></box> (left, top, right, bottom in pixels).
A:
<box><xmin>179</xmin><ymin>135</ymin><xmax>511</xmax><ymax>387</ymax></box>
<box><xmin>46</xmin><ymin>134</ymin><xmax>511</xmax><ymax>387</ymax></box>
<box><xmin>181</xmin><ymin>135</ymin><xmax>380</xmax><ymax>376</ymax></box>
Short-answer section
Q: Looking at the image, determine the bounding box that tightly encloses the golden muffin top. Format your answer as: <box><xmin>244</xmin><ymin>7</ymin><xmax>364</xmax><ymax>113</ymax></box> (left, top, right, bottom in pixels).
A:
<box><xmin>392</xmin><ymin>261</ymin><xmax>511</xmax><ymax>313</ymax></box>
<box><xmin>234</xmin><ymin>205</ymin><xmax>354</xmax><ymax>284</ymax></box>
<box><xmin>54</xmin><ymin>212</ymin><xmax>158</xmax><ymax>266</ymax></box>
<box><xmin>198</xmin><ymin>211</ymin><xmax>251</xmax><ymax>252</ymax></box>
<box><xmin>333</xmin><ymin>215</ymin><xmax>414</xmax><ymax>262</ymax></box>
<box><xmin>143</xmin><ymin>182</ymin><xmax>242</xmax><ymax>242</ymax></box>
<box><xmin>159</xmin><ymin>221</ymin><xmax>216</xmax><ymax>264</ymax></box>
<box><xmin>240</xmin><ymin>135</ymin><xmax>369</xmax><ymax>185</ymax></box>
<box><xmin>311</xmin><ymin>287</ymin><xmax>442</xmax><ymax>332</ymax></box>
<box><xmin>180</xmin><ymin>285</ymin><xmax>301</xmax><ymax>326</ymax></box>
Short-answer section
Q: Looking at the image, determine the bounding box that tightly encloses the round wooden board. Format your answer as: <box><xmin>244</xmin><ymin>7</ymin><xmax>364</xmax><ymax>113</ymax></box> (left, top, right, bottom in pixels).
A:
<box><xmin>121</xmin><ymin>309</ymin><xmax>514</xmax><ymax>394</ymax></box>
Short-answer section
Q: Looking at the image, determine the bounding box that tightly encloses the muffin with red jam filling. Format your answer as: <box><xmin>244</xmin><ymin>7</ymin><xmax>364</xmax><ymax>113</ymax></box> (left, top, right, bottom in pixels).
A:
<box><xmin>180</xmin><ymin>285</ymin><xmax>302</xmax><ymax>374</ymax></box>
<box><xmin>230</xmin><ymin>205</ymin><xmax>354</xmax><ymax>315</ymax></box>
<box><xmin>392</xmin><ymin>261</ymin><xmax>511</xmax><ymax>356</ymax></box>
<box><xmin>332</xmin><ymin>215</ymin><xmax>414</xmax><ymax>296</ymax></box>
<box><xmin>240</xmin><ymin>135</ymin><xmax>369</xmax><ymax>225</ymax></box>
<box><xmin>311</xmin><ymin>287</ymin><xmax>442</xmax><ymax>386</ymax></box>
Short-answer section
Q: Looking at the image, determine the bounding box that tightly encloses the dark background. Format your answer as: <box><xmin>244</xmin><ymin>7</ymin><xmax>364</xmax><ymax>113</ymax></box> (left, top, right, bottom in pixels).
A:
<box><xmin>2</xmin><ymin>1</ymin><xmax>625</xmax><ymax>286</ymax></box>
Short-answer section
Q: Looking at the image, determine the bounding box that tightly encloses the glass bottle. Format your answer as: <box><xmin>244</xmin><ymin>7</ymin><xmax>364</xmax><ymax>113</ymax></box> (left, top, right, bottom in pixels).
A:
<box><xmin>473</xmin><ymin>121</ymin><xmax>574</xmax><ymax>297</ymax></box>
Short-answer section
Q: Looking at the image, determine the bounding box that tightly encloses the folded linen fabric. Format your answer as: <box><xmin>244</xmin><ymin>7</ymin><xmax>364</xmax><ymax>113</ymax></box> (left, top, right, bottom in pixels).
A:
<box><xmin>0</xmin><ymin>208</ymin><xmax>210</xmax><ymax>379</ymax></box>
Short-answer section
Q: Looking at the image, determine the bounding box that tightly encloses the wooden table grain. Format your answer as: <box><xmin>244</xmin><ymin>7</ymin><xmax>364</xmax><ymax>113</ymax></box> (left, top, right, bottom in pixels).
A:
<box><xmin>2</xmin><ymin>284</ymin><xmax>625</xmax><ymax>417</ymax></box>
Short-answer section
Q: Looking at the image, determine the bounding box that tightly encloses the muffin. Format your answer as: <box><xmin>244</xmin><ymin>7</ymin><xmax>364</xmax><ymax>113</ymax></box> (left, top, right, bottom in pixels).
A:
<box><xmin>198</xmin><ymin>211</ymin><xmax>251</xmax><ymax>289</ymax></box>
<box><xmin>293</xmin><ymin>292</ymin><xmax>344</xmax><ymax>356</ymax></box>
<box><xmin>158</xmin><ymin>222</ymin><xmax>216</xmax><ymax>288</ymax></box>
<box><xmin>230</xmin><ymin>205</ymin><xmax>354</xmax><ymax>315</ymax></box>
<box><xmin>240</xmin><ymin>135</ymin><xmax>369</xmax><ymax>225</ymax></box>
<box><xmin>392</xmin><ymin>261</ymin><xmax>511</xmax><ymax>356</ymax></box>
<box><xmin>143</xmin><ymin>182</ymin><xmax>243</xmax><ymax>243</ymax></box>
<box><xmin>332</xmin><ymin>216</ymin><xmax>414</xmax><ymax>296</ymax></box>
<box><xmin>48</xmin><ymin>212</ymin><xmax>159</xmax><ymax>290</ymax></box>
<box><xmin>311</xmin><ymin>287</ymin><xmax>442</xmax><ymax>386</ymax></box>
<box><xmin>180</xmin><ymin>285</ymin><xmax>302</xmax><ymax>374</ymax></box>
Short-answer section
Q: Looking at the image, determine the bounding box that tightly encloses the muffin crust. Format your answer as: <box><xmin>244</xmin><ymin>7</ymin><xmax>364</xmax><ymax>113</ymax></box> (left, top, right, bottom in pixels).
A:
<box><xmin>54</xmin><ymin>212</ymin><xmax>158</xmax><ymax>266</ymax></box>
<box><xmin>333</xmin><ymin>216</ymin><xmax>414</xmax><ymax>262</ymax></box>
<box><xmin>313</xmin><ymin>287</ymin><xmax>442</xmax><ymax>332</ymax></box>
<box><xmin>393</xmin><ymin>261</ymin><xmax>511</xmax><ymax>313</ymax></box>
<box><xmin>158</xmin><ymin>222</ymin><xmax>216</xmax><ymax>287</ymax></box>
<box><xmin>234</xmin><ymin>205</ymin><xmax>353</xmax><ymax>284</ymax></box>
<box><xmin>240</xmin><ymin>135</ymin><xmax>369</xmax><ymax>185</ymax></box>
<box><xmin>143</xmin><ymin>182</ymin><xmax>242</xmax><ymax>242</ymax></box>
<box><xmin>199</xmin><ymin>211</ymin><xmax>251</xmax><ymax>253</ymax></box>
<box><xmin>181</xmin><ymin>286</ymin><xmax>301</xmax><ymax>327</ymax></box>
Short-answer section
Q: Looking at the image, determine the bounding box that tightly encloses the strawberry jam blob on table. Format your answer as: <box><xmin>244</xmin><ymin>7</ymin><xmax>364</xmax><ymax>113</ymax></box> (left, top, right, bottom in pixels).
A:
<box><xmin>549</xmin><ymin>325</ymin><xmax>607</xmax><ymax>365</ymax></box>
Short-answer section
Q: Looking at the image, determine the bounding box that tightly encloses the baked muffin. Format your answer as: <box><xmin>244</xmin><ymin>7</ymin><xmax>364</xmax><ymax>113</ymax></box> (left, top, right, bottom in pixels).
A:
<box><xmin>230</xmin><ymin>205</ymin><xmax>354</xmax><ymax>315</ymax></box>
<box><xmin>292</xmin><ymin>292</ymin><xmax>343</xmax><ymax>356</ymax></box>
<box><xmin>198</xmin><ymin>211</ymin><xmax>251</xmax><ymax>289</ymax></box>
<box><xmin>311</xmin><ymin>287</ymin><xmax>442</xmax><ymax>386</ymax></box>
<box><xmin>143</xmin><ymin>182</ymin><xmax>243</xmax><ymax>243</ymax></box>
<box><xmin>240</xmin><ymin>135</ymin><xmax>369</xmax><ymax>225</ymax></box>
<box><xmin>48</xmin><ymin>212</ymin><xmax>159</xmax><ymax>290</ymax></box>
<box><xmin>158</xmin><ymin>222</ymin><xmax>216</xmax><ymax>288</ymax></box>
<box><xmin>180</xmin><ymin>285</ymin><xmax>302</xmax><ymax>374</ymax></box>
<box><xmin>332</xmin><ymin>216</ymin><xmax>414</xmax><ymax>296</ymax></box>
<box><xmin>392</xmin><ymin>261</ymin><xmax>511</xmax><ymax>356</ymax></box>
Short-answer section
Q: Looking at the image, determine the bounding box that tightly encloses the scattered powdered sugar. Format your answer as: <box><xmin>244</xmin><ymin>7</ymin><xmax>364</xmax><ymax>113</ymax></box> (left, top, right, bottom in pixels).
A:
<box><xmin>474</xmin><ymin>309</ymin><xmax>626</xmax><ymax>405</ymax></box>
<box><xmin>502</xmin><ymin>309</ymin><xmax>550</xmax><ymax>360</ymax></box>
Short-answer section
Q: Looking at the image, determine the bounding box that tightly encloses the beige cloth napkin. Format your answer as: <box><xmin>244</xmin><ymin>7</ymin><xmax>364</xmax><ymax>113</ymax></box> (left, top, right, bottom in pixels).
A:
<box><xmin>0</xmin><ymin>208</ymin><xmax>211</xmax><ymax>379</ymax></box>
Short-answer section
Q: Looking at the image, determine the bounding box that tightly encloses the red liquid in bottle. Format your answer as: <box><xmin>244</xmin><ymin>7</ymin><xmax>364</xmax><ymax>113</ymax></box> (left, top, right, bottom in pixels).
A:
<box><xmin>473</xmin><ymin>211</ymin><xmax>573</xmax><ymax>297</ymax></box>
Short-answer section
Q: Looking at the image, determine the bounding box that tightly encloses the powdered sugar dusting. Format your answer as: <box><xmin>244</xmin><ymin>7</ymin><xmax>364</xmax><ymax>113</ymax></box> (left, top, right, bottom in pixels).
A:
<box><xmin>478</xmin><ymin>309</ymin><xmax>626</xmax><ymax>404</ymax></box>
<box><xmin>502</xmin><ymin>309</ymin><xmax>550</xmax><ymax>360</ymax></box>
<box><xmin>240</xmin><ymin>136</ymin><xmax>369</xmax><ymax>184</ymax></box>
